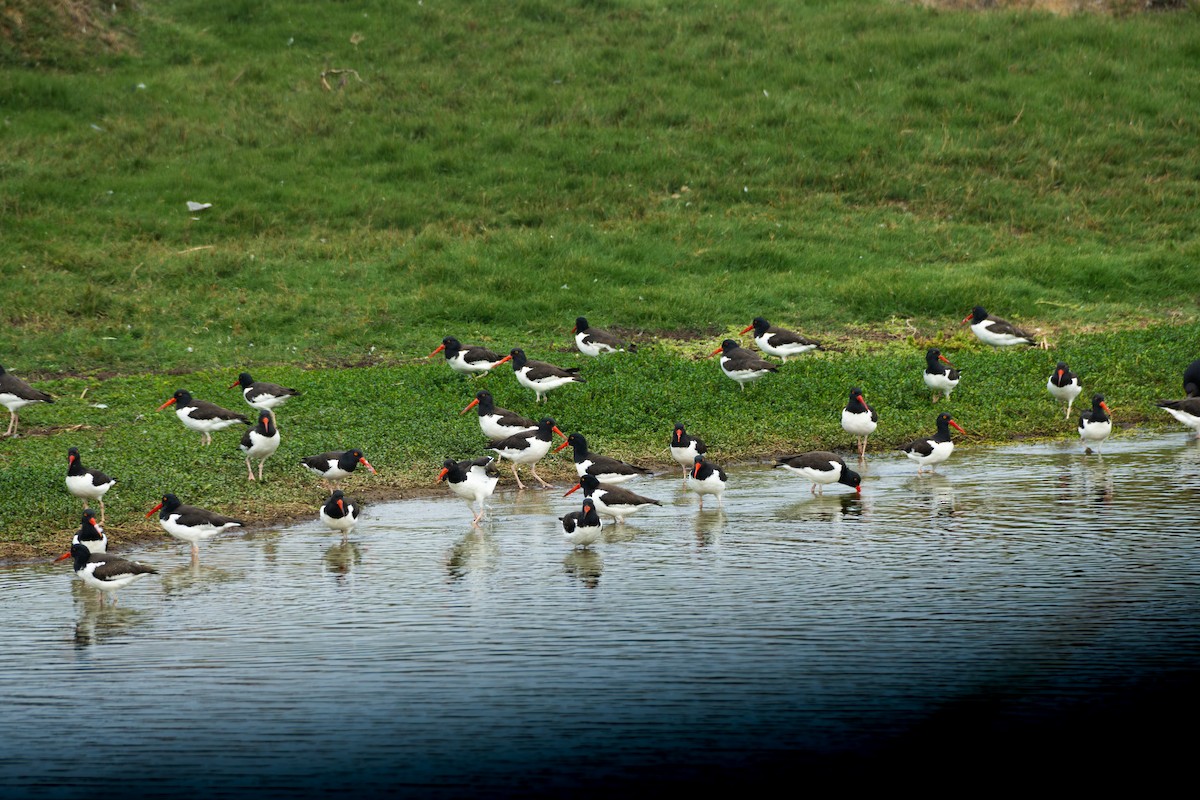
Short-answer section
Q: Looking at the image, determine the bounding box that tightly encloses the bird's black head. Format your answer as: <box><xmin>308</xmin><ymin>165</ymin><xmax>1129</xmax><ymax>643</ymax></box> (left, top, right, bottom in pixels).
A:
<box><xmin>67</xmin><ymin>446</ymin><xmax>81</xmax><ymax>463</ymax></box>
<box><xmin>1055</xmin><ymin>361</ymin><xmax>1069</xmax><ymax>371</ymax></box>
<box><xmin>721</xmin><ymin>339</ymin><xmax>739</xmax><ymax>352</ymax></box>
<box><xmin>69</xmin><ymin>542</ymin><xmax>92</xmax><ymax>567</ymax></box>
<box><xmin>840</xmin><ymin>468</ymin><xmax>862</xmax><ymax>489</ymax></box>
<box><xmin>580</xmin><ymin>473</ymin><xmax>600</xmax><ymax>491</ymax></box>
<box><xmin>751</xmin><ymin>317</ymin><xmax>770</xmax><ymax>334</ymax></box>
<box><xmin>236</xmin><ymin>372</ymin><xmax>254</xmax><ymax>387</ymax></box>
<box><xmin>566</xmin><ymin>432</ymin><xmax>586</xmax><ymax>450</ymax></box>
<box><xmin>970</xmin><ymin>306</ymin><xmax>987</xmax><ymax>321</ymax></box>
<box><xmin>509</xmin><ymin>348</ymin><xmax>527</xmax><ymax>367</ymax></box>
<box><xmin>160</xmin><ymin>493</ymin><xmax>182</xmax><ymax>511</ymax></box>
<box><xmin>848</xmin><ymin>386</ymin><xmax>865</xmax><ymax>399</ymax></box>
<box><xmin>574</xmin><ymin>317</ymin><xmax>589</xmax><ymax>333</ymax></box>
<box><xmin>80</xmin><ymin>508</ymin><xmax>99</xmax><ymax>527</ymax></box>
<box><xmin>173</xmin><ymin>389</ymin><xmax>193</xmax><ymax>404</ymax></box>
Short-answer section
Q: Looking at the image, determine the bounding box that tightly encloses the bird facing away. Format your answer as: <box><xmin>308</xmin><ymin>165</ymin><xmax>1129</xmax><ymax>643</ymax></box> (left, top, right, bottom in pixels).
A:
<box><xmin>146</xmin><ymin>493</ymin><xmax>244</xmax><ymax>563</ymax></box>
<box><xmin>438</xmin><ymin>456</ymin><xmax>500</xmax><ymax>525</ymax></box>
<box><xmin>61</xmin><ymin>542</ymin><xmax>157</xmax><ymax>606</ymax></box>
<box><xmin>429</xmin><ymin>337</ymin><xmax>513</xmax><ymax>376</ymax></box>
<box><xmin>774</xmin><ymin>451</ymin><xmax>862</xmax><ymax>495</ymax></box>
<box><xmin>509</xmin><ymin>348</ymin><xmax>585</xmax><ymax>403</ymax></box>
<box><xmin>240</xmin><ymin>410</ymin><xmax>281</xmax><ymax>481</ymax></box>
<box><xmin>157</xmin><ymin>389</ymin><xmax>251</xmax><ymax>446</ymax></box>
<box><xmin>231</xmin><ymin>372</ymin><xmax>299</xmax><ymax>420</ymax></box>
<box><xmin>962</xmin><ymin>306</ymin><xmax>1037</xmax><ymax>348</ymax></box>
<box><xmin>841</xmin><ymin>387</ymin><xmax>878</xmax><ymax>461</ymax></box>
<box><xmin>898</xmin><ymin>412</ymin><xmax>965</xmax><ymax>474</ymax></box>
<box><xmin>686</xmin><ymin>454</ymin><xmax>728</xmax><ymax>510</ymax></box>
<box><xmin>1078</xmin><ymin>394</ymin><xmax>1112</xmax><ymax>454</ymax></box>
<box><xmin>1157</xmin><ymin>397</ymin><xmax>1200</xmax><ymax>439</ymax></box>
<box><xmin>709</xmin><ymin>339</ymin><xmax>778</xmax><ymax>390</ymax></box>
<box><xmin>0</xmin><ymin>363</ymin><xmax>54</xmax><ymax>437</ymax></box>
<box><xmin>740</xmin><ymin>317</ymin><xmax>822</xmax><ymax>361</ymax></box>
<box><xmin>1184</xmin><ymin>359</ymin><xmax>1200</xmax><ymax>398</ymax></box>
<box><xmin>560</xmin><ymin>498</ymin><xmax>604</xmax><ymax>549</ymax></box>
<box><xmin>923</xmin><ymin>348</ymin><xmax>961</xmax><ymax>403</ymax></box>
<box><xmin>1047</xmin><ymin>362</ymin><xmax>1083</xmax><ymax>419</ymax></box>
<box><xmin>572</xmin><ymin>317</ymin><xmax>636</xmax><ymax>357</ymax></box>
<box><xmin>320</xmin><ymin>490</ymin><xmax>361</xmax><ymax>541</ymax></box>
<box><xmin>65</xmin><ymin>447</ymin><xmax>117</xmax><ymax>524</ymax></box>
<box><xmin>669</xmin><ymin>423</ymin><xmax>707</xmax><ymax>484</ymax></box>
<box><xmin>300</xmin><ymin>449</ymin><xmax>377</xmax><ymax>493</ymax></box>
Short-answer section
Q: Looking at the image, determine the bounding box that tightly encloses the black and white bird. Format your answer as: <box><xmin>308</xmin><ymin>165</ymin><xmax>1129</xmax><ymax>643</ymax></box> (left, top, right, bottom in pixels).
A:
<box><xmin>686</xmin><ymin>454</ymin><xmax>728</xmax><ymax>509</ymax></box>
<box><xmin>740</xmin><ymin>317</ymin><xmax>822</xmax><ymax>361</ymax></box>
<box><xmin>1183</xmin><ymin>359</ymin><xmax>1200</xmax><ymax>398</ymax></box>
<box><xmin>52</xmin><ymin>508</ymin><xmax>108</xmax><ymax>558</ymax></box>
<box><xmin>1047</xmin><ymin>361</ymin><xmax>1083</xmax><ymax>419</ymax></box>
<box><xmin>898</xmin><ymin>412</ymin><xmax>965</xmax><ymax>474</ymax></box>
<box><xmin>669</xmin><ymin>423</ymin><xmax>707</xmax><ymax>484</ymax></box>
<box><xmin>230</xmin><ymin>372</ymin><xmax>299</xmax><ymax>420</ymax></box>
<box><xmin>573</xmin><ymin>317</ymin><xmax>636</xmax><ymax>357</ymax></box>
<box><xmin>962</xmin><ymin>306</ymin><xmax>1037</xmax><ymax>348</ymax></box>
<box><xmin>1157</xmin><ymin>397</ymin><xmax>1200</xmax><ymax>439</ymax></box>
<box><xmin>774</xmin><ymin>451</ymin><xmax>863</xmax><ymax>495</ymax></box>
<box><xmin>320</xmin><ymin>490</ymin><xmax>361</xmax><ymax>541</ymax></box>
<box><xmin>556</xmin><ymin>432</ymin><xmax>652</xmax><ymax>484</ymax></box>
<box><xmin>300</xmin><ymin>448</ymin><xmax>377</xmax><ymax>493</ymax></box>
<box><xmin>60</xmin><ymin>542</ymin><xmax>157</xmax><ymax>605</ymax></box>
<box><xmin>239</xmin><ymin>410</ymin><xmax>280</xmax><ymax>481</ymax></box>
<box><xmin>560</xmin><ymin>498</ymin><xmax>603</xmax><ymax>549</ymax></box>
<box><xmin>841</xmin><ymin>387</ymin><xmax>878</xmax><ymax>461</ymax></box>
<box><xmin>65</xmin><ymin>447</ymin><xmax>117</xmax><ymax>523</ymax></box>
<box><xmin>146</xmin><ymin>493</ymin><xmax>244</xmax><ymax>562</ymax></box>
<box><xmin>1078</xmin><ymin>394</ymin><xmax>1112</xmax><ymax>453</ymax></box>
<box><xmin>487</xmin><ymin>417</ymin><xmax>565</xmax><ymax>490</ymax></box>
<box><xmin>923</xmin><ymin>348</ymin><xmax>961</xmax><ymax>403</ymax></box>
<box><xmin>509</xmin><ymin>348</ymin><xmax>585</xmax><ymax>403</ymax></box>
<box><xmin>429</xmin><ymin>336</ymin><xmax>513</xmax><ymax>377</ymax></box>
<box><xmin>565</xmin><ymin>474</ymin><xmax>662</xmax><ymax>525</ymax></box>
<box><xmin>709</xmin><ymin>339</ymin><xmax>778</xmax><ymax>390</ymax></box>
<box><xmin>460</xmin><ymin>389</ymin><xmax>538</xmax><ymax>441</ymax></box>
<box><xmin>438</xmin><ymin>456</ymin><xmax>500</xmax><ymax>525</ymax></box>
<box><xmin>157</xmin><ymin>389</ymin><xmax>250</xmax><ymax>446</ymax></box>
<box><xmin>0</xmin><ymin>363</ymin><xmax>54</xmax><ymax>437</ymax></box>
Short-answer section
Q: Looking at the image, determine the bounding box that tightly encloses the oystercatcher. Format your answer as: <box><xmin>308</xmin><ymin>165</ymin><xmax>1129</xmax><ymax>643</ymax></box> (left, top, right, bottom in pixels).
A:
<box><xmin>509</xmin><ymin>348</ymin><xmax>585</xmax><ymax>403</ymax></box>
<box><xmin>560</xmin><ymin>498</ymin><xmax>603</xmax><ymax>549</ymax></box>
<box><xmin>740</xmin><ymin>317</ymin><xmax>822</xmax><ymax>361</ymax></box>
<box><xmin>157</xmin><ymin>389</ymin><xmax>250</xmax><ymax>446</ymax></box>
<box><xmin>572</xmin><ymin>317</ymin><xmax>636</xmax><ymax>357</ymax></box>
<box><xmin>487</xmin><ymin>417</ymin><xmax>565</xmax><ymax>490</ymax></box>
<box><xmin>1047</xmin><ymin>361</ymin><xmax>1083</xmax><ymax>419</ymax></box>
<box><xmin>774</xmin><ymin>451</ymin><xmax>862</xmax><ymax>495</ymax></box>
<box><xmin>239</xmin><ymin>410</ymin><xmax>280</xmax><ymax>481</ymax></box>
<box><xmin>0</xmin><ymin>363</ymin><xmax>54</xmax><ymax>437</ymax></box>
<box><xmin>669</xmin><ymin>423</ymin><xmax>707</xmax><ymax>484</ymax></box>
<box><xmin>564</xmin><ymin>474</ymin><xmax>662</xmax><ymax>525</ymax></box>
<box><xmin>230</xmin><ymin>372</ymin><xmax>299</xmax><ymax>419</ymax></box>
<box><xmin>841</xmin><ymin>387</ymin><xmax>878</xmax><ymax>461</ymax></box>
<box><xmin>1078</xmin><ymin>394</ymin><xmax>1112</xmax><ymax>453</ymax></box>
<box><xmin>146</xmin><ymin>493</ymin><xmax>244</xmax><ymax>562</ymax></box>
<box><xmin>300</xmin><ymin>448</ymin><xmax>377</xmax><ymax>493</ymax></box>
<box><xmin>710</xmin><ymin>339</ymin><xmax>778</xmax><ymax>390</ymax></box>
<box><xmin>460</xmin><ymin>389</ymin><xmax>537</xmax><ymax>440</ymax></box>
<box><xmin>923</xmin><ymin>348</ymin><xmax>961</xmax><ymax>403</ymax></box>
<box><xmin>62</xmin><ymin>542</ymin><xmax>157</xmax><ymax>606</ymax></box>
<box><xmin>438</xmin><ymin>456</ymin><xmax>499</xmax><ymax>525</ymax></box>
<box><xmin>1157</xmin><ymin>397</ymin><xmax>1200</xmax><ymax>439</ymax></box>
<box><xmin>320</xmin><ymin>490</ymin><xmax>361</xmax><ymax>541</ymax></box>
<box><xmin>555</xmin><ymin>432</ymin><xmax>652</xmax><ymax>484</ymax></box>
<box><xmin>686</xmin><ymin>454</ymin><xmax>728</xmax><ymax>509</ymax></box>
<box><xmin>1184</xmin><ymin>359</ymin><xmax>1200</xmax><ymax>397</ymax></box>
<box><xmin>898</xmin><ymin>412</ymin><xmax>965</xmax><ymax>474</ymax></box>
<box><xmin>65</xmin><ymin>447</ymin><xmax>117</xmax><ymax>523</ymax></box>
<box><xmin>429</xmin><ymin>336</ymin><xmax>513</xmax><ymax>377</ymax></box>
<box><xmin>962</xmin><ymin>306</ymin><xmax>1037</xmax><ymax>348</ymax></box>
<box><xmin>53</xmin><ymin>508</ymin><xmax>108</xmax><ymax>560</ymax></box>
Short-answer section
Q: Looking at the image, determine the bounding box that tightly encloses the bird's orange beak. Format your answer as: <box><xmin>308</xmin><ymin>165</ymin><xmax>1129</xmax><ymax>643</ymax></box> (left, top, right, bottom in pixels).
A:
<box><xmin>857</xmin><ymin>394</ymin><xmax>870</xmax><ymax>410</ymax></box>
<box><xmin>228</xmin><ymin>379</ymin><xmax>241</xmax><ymax>389</ymax></box>
<box><xmin>460</xmin><ymin>398</ymin><xmax>480</xmax><ymax>415</ymax></box>
<box><xmin>145</xmin><ymin>502</ymin><xmax>163</xmax><ymax>517</ymax></box>
<box><xmin>961</xmin><ymin>312</ymin><xmax>973</xmax><ymax>325</ymax></box>
<box><xmin>54</xmin><ymin>551</ymin><xmax>71</xmax><ymax>563</ymax></box>
<box><xmin>938</xmin><ymin>354</ymin><xmax>956</xmax><ymax>367</ymax></box>
<box><xmin>739</xmin><ymin>324</ymin><xmax>754</xmax><ymax>334</ymax></box>
<box><xmin>552</xmin><ymin>426</ymin><xmax>566</xmax><ymax>440</ymax></box>
<box><xmin>554</xmin><ymin>439</ymin><xmax>570</xmax><ymax>453</ymax></box>
<box><xmin>437</xmin><ymin>467</ymin><xmax>449</xmax><ymax>482</ymax></box>
<box><xmin>949</xmin><ymin>420</ymin><xmax>966</xmax><ymax>434</ymax></box>
<box><xmin>1100</xmin><ymin>402</ymin><xmax>1111</xmax><ymax>414</ymax></box>
<box><xmin>359</xmin><ymin>457</ymin><xmax>377</xmax><ymax>474</ymax></box>
<box><xmin>564</xmin><ymin>483</ymin><xmax>582</xmax><ymax>497</ymax></box>
<box><xmin>156</xmin><ymin>397</ymin><xmax>176</xmax><ymax>411</ymax></box>
<box><xmin>708</xmin><ymin>346</ymin><xmax>723</xmax><ymax>358</ymax></box>
<box><xmin>495</xmin><ymin>354</ymin><xmax>513</xmax><ymax>366</ymax></box>
<box><xmin>693</xmin><ymin>461</ymin><xmax>702</xmax><ymax>477</ymax></box>
<box><xmin>428</xmin><ymin>344</ymin><xmax>446</xmax><ymax>358</ymax></box>
<box><xmin>336</xmin><ymin>498</ymin><xmax>345</xmax><ymax>513</ymax></box>
<box><xmin>571</xmin><ymin>325</ymin><xmax>578</xmax><ymax>334</ymax></box>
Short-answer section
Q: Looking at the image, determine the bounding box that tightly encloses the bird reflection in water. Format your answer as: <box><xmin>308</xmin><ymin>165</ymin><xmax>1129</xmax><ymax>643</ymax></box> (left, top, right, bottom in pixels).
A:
<box><xmin>777</xmin><ymin>494</ymin><xmax>863</xmax><ymax>524</ymax></box>
<box><xmin>563</xmin><ymin>549</ymin><xmax>602</xmax><ymax>588</ymax></box>
<box><xmin>73</xmin><ymin>599</ymin><xmax>150</xmax><ymax>648</ymax></box>
<box><xmin>324</xmin><ymin>540</ymin><xmax>362</xmax><ymax>582</ymax></box>
<box><xmin>693</xmin><ymin>508</ymin><xmax>726</xmax><ymax>547</ymax></box>
<box><xmin>1083</xmin><ymin>460</ymin><xmax>1114</xmax><ymax>505</ymax></box>
<box><xmin>445</xmin><ymin>527</ymin><xmax>500</xmax><ymax>582</ymax></box>
<box><xmin>158</xmin><ymin>562</ymin><xmax>235</xmax><ymax>595</ymax></box>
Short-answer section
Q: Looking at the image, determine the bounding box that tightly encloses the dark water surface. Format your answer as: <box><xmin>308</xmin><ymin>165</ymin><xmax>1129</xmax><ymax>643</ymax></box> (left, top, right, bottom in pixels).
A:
<box><xmin>3</xmin><ymin>435</ymin><xmax>1198</xmax><ymax>796</ymax></box>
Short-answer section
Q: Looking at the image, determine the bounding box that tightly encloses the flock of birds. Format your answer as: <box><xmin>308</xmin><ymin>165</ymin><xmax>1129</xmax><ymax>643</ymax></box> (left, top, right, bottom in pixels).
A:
<box><xmin>2</xmin><ymin>307</ymin><xmax>1199</xmax><ymax>606</ymax></box>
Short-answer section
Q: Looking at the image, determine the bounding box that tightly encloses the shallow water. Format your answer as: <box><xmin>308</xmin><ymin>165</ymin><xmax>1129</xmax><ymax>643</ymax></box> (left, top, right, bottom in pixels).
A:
<box><xmin>3</xmin><ymin>434</ymin><xmax>1199</xmax><ymax>795</ymax></box>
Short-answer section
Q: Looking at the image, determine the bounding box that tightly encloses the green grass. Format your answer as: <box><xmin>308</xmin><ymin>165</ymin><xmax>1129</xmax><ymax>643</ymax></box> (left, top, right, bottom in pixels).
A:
<box><xmin>1</xmin><ymin>1</ymin><xmax>1198</xmax><ymax>555</ymax></box>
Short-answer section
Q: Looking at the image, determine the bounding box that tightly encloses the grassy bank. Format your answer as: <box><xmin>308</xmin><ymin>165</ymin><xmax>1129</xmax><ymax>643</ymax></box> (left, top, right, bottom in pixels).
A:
<box><xmin>1</xmin><ymin>1</ymin><xmax>1198</xmax><ymax>556</ymax></box>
